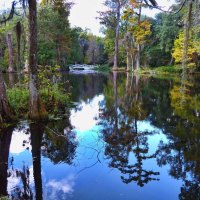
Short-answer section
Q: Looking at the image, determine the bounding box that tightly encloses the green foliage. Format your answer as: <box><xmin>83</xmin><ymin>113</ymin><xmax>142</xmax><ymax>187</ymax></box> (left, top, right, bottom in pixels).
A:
<box><xmin>38</xmin><ymin>4</ymin><xmax>71</xmax><ymax>67</ymax></box>
<box><xmin>41</xmin><ymin>85</ymin><xmax>71</xmax><ymax>116</ymax></box>
<box><xmin>138</xmin><ymin>65</ymin><xmax>182</xmax><ymax>75</ymax></box>
<box><xmin>37</xmin><ymin>6</ymin><xmax>107</xmax><ymax>66</ymax></box>
<box><xmin>68</xmin><ymin>27</ymin><xmax>83</xmax><ymax>64</ymax></box>
<box><xmin>7</xmin><ymin>66</ymin><xmax>71</xmax><ymax>118</ymax></box>
<box><xmin>94</xmin><ymin>64</ymin><xmax>111</xmax><ymax>72</ymax></box>
<box><xmin>170</xmin><ymin>80</ymin><xmax>200</xmax><ymax>130</ymax></box>
<box><xmin>0</xmin><ymin>196</ymin><xmax>9</xmax><ymax>200</ymax></box>
<box><xmin>154</xmin><ymin>65</ymin><xmax>182</xmax><ymax>73</ymax></box>
<box><xmin>155</xmin><ymin>12</ymin><xmax>182</xmax><ymax>53</ymax></box>
<box><xmin>143</xmin><ymin>12</ymin><xmax>182</xmax><ymax>68</ymax></box>
<box><xmin>7</xmin><ymin>87</ymin><xmax>29</xmax><ymax>116</ymax></box>
<box><xmin>38</xmin><ymin>65</ymin><xmax>71</xmax><ymax>115</ymax></box>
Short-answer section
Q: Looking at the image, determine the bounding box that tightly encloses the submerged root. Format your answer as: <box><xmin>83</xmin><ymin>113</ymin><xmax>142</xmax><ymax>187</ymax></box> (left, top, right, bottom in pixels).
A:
<box><xmin>29</xmin><ymin>96</ymin><xmax>48</xmax><ymax>121</ymax></box>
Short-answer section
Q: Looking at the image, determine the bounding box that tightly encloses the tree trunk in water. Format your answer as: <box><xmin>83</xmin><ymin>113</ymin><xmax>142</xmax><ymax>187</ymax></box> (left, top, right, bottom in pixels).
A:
<box><xmin>127</xmin><ymin>52</ymin><xmax>131</xmax><ymax>72</ymax></box>
<box><xmin>30</xmin><ymin>123</ymin><xmax>44</xmax><ymax>200</ymax></box>
<box><xmin>124</xmin><ymin>72</ymin><xmax>130</xmax><ymax>111</ymax></box>
<box><xmin>0</xmin><ymin>71</ymin><xmax>14</xmax><ymax>123</ymax></box>
<box><xmin>28</xmin><ymin>0</ymin><xmax>48</xmax><ymax>120</ymax></box>
<box><xmin>113</xmin><ymin>0</ymin><xmax>120</xmax><ymax>70</ymax></box>
<box><xmin>0</xmin><ymin>127</ymin><xmax>13</xmax><ymax>197</ymax></box>
<box><xmin>131</xmin><ymin>37</ymin><xmax>135</xmax><ymax>71</ymax></box>
<box><xmin>135</xmin><ymin>74</ymin><xmax>139</xmax><ymax>102</ymax></box>
<box><xmin>6</xmin><ymin>33</ymin><xmax>15</xmax><ymax>73</ymax></box>
<box><xmin>113</xmin><ymin>71</ymin><xmax>118</xmax><ymax>132</ymax></box>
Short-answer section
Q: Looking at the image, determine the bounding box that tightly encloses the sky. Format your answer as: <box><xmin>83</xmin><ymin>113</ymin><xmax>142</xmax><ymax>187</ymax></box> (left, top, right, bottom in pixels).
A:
<box><xmin>0</xmin><ymin>0</ymin><xmax>175</xmax><ymax>36</ymax></box>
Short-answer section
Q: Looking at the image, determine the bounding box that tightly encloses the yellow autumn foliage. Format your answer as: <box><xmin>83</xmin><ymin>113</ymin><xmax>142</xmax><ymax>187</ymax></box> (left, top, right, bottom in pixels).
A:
<box><xmin>172</xmin><ymin>31</ymin><xmax>199</xmax><ymax>68</ymax></box>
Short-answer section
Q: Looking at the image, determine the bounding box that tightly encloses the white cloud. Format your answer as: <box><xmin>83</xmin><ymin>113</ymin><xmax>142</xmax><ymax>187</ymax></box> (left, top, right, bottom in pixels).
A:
<box><xmin>8</xmin><ymin>165</ymin><xmax>34</xmax><ymax>194</ymax></box>
<box><xmin>70</xmin><ymin>95</ymin><xmax>104</xmax><ymax>132</ymax></box>
<box><xmin>10</xmin><ymin>128</ymin><xmax>31</xmax><ymax>154</ymax></box>
<box><xmin>46</xmin><ymin>174</ymin><xmax>76</xmax><ymax>199</ymax></box>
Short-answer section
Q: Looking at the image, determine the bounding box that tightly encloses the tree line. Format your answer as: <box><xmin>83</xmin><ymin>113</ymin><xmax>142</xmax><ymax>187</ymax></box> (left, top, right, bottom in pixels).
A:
<box><xmin>1</xmin><ymin>0</ymin><xmax>200</xmax><ymax>72</ymax></box>
<box><xmin>99</xmin><ymin>0</ymin><xmax>200</xmax><ymax>71</ymax></box>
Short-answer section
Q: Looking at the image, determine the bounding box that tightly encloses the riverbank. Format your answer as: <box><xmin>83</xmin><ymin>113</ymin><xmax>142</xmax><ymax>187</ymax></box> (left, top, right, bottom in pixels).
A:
<box><xmin>95</xmin><ymin>64</ymin><xmax>200</xmax><ymax>76</ymax></box>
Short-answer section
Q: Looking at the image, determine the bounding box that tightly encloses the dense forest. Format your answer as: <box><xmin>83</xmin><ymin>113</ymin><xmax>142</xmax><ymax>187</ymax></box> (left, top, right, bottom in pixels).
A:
<box><xmin>0</xmin><ymin>0</ymin><xmax>199</xmax><ymax>123</ymax></box>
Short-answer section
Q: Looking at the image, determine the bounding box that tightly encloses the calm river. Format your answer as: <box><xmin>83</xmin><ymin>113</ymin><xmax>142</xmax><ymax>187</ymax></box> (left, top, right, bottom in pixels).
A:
<box><xmin>1</xmin><ymin>72</ymin><xmax>200</xmax><ymax>200</ymax></box>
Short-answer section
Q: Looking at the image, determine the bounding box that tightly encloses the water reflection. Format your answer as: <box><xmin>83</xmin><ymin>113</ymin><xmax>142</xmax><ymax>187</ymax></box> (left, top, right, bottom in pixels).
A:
<box><xmin>30</xmin><ymin>123</ymin><xmax>44</xmax><ymax>200</ymax></box>
<box><xmin>42</xmin><ymin>120</ymin><xmax>77</xmax><ymax>165</ymax></box>
<box><xmin>0</xmin><ymin>127</ymin><xmax>13</xmax><ymax>196</ymax></box>
<box><xmin>1</xmin><ymin>72</ymin><xmax>200</xmax><ymax>199</ymax></box>
<box><xmin>157</xmin><ymin>125</ymin><xmax>200</xmax><ymax>199</ymax></box>
<box><xmin>0</xmin><ymin>120</ymin><xmax>77</xmax><ymax>199</ymax></box>
<box><xmin>101</xmin><ymin>72</ymin><xmax>159</xmax><ymax>187</ymax></box>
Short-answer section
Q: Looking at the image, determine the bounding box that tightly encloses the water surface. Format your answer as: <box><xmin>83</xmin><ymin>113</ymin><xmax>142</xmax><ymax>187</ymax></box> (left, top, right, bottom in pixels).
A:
<box><xmin>1</xmin><ymin>72</ymin><xmax>200</xmax><ymax>200</ymax></box>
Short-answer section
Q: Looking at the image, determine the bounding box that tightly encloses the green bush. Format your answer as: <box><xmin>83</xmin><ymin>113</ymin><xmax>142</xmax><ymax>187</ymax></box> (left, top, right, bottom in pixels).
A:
<box><xmin>94</xmin><ymin>64</ymin><xmax>111</xmax><ymax>72</ymax></box>
<box><xmin>7</xmin><ymin>66</ymin><xmax>71</xmax><ymax>118</ymax></box>
<box><xmin>7</xmin><ymin>87</ymin><xmax>29</xmax><ymax>117</ymax></box>
<box><xmin>0</xmin><ymin>196</ymin><xmax>9</xmax><ymax>200</ymax></box>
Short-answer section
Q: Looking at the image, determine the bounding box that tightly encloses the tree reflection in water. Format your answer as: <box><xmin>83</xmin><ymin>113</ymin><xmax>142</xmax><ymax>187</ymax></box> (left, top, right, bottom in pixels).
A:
<box><xmin>101</xmin><ymin>72</ymin><xmax>159</xmax><ymax>187</ymax></box>
<box><xmin>9</xmin><ymin>163</ymin><xmax>33</xmax><ymax>200</ymax></box>
<box><xmin>0</xmin><ymin>119</ymin><xmax>77</xmax><ymax>200</ymax></box>
<box><xmin>0</xmin><ymin>127</ymin><xmax>14</xmax><ymax>197</ymax></box>
<box><xmin>157</xmin><ymin>127</ymin><xmax>200</xmax><ymax>199</ymax></box>
<box><xmin>42</xmin><ymin>119</ymin><xmax>77</xmax><ymax>165</ymax></box>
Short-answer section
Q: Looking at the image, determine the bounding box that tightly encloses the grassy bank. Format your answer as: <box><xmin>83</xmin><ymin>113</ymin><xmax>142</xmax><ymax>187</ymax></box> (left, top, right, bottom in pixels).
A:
<box><xmin>94</xmin><ymin>65</ymin><xmax>185</xmax><ymax>75</ymax></box>
<box><xmin>137</xmin><ymin>65</ymin><xmax>183</xmax><ymax>75</ymax></box>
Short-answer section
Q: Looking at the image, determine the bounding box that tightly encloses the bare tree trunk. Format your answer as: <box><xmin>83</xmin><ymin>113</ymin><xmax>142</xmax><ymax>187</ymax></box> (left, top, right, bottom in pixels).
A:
<box><xmin>169</xmin><ymin>55</ymin><xmax>174</xmax><ymax>66</ymax></box>
<box><xmin>131</xmin><ymin>54</ymin><xmax>134</xmax><ymax>71</ymax></box>
<box><xmin>135</xmin><ymin>3</ymin><xmax>142</xmax><ymax>71</ymax></box>
<box><xmin>6</xmin><ymin>33</ymin><xmax>15</xmax><ymax>73</ymax></box>
<box><xmin>28</xmin><ymin>0</ymin><xmax>48</xmax><ymax>120</ymax></box>
<box><xmin>182</xmin><ymin>0</ymin><xmax>193</xmax><ymax>69</ymax></box>
<box><xmin>125</xmin><ymin>32</ymin><xmax>132</xmax><ymax>71</ymax></box>
<box><xmin>135</xmin><ymin>74</ymin><xmax>139</xmax><ymax>102</ymax></box>
<box><xmin>130</xmin><ymin>37</ymin><xmax>135</xmax><ymax>71</ymax></box>
<box><xmin>0</xmin><ymin>70</ymin><xmax>14</xmax><ymax>123</ymax></box>
<box><xmin>56</xmin><ymin>40</ymin><xmax>61</xmax><ymax>66</ymax></box>
<box><xmin>16</xmin><ymin>21</ymin><xmax>22</xmax><ymax>73</ymax></box>
<box><xmin>113</xmin><ymin>0</ymin><xmax>120</xmax><ymax>70</ymax></box>
<box><xmin>24</xmin><ymin>25</ymin><xmax>29</xmax><ymax>73</ymax></box>
<box><xmin>8</xmin><ymin>73</ymin><xmax>15</xmax><ymax>88</ymax></box>
<box><xmin>136</xmin><ymin>44</ymin><xmax>141</xmax><ymax>71</ymax></box>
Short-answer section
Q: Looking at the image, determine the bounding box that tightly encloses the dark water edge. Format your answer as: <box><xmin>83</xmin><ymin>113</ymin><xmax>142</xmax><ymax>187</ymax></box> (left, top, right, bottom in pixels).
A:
<box><xmin>1</xmin><ymin>72</ymin><xmax>200</xmax><ymax>200</ymax></box>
